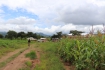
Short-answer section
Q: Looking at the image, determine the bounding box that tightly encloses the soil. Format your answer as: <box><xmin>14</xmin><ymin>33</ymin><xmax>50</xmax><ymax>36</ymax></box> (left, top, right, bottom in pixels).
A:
<box><xmin>0</xmin><ymin>46</ymin><xmax>41</xmax><ymax>70</ymax></box>
<box><xmin>62</xmin><ymin>60</ymin><xmax>75</xmax><ymax>70</ymax></box>
<box><xmin>0</xmin><ymin>48</ymin><xmax>24</xmax><ymax>63</ymax></box>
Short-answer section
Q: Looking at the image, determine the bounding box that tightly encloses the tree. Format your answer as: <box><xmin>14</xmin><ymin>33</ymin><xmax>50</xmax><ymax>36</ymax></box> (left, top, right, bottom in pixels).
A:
<box><xmin>51</xmin><ymin>34</ymin><xmax>58</xmax><ymax>38</ymax></box>
<box><xmin>57</xmin><ymin>32</ymin><xmax>62</xmax><ymax>38</ymax></box>
<box><xmin>27</xmin><ymin>32</ymin><xmax>34</xmax><ymax>37</ymax></box>
<box><xmin>0</xmin><ymin>34</ymin><xmax>3</xmax><ymax>38</ymax></box>
<box><xmin>6</xmin><ymin>30</ymin><xmax>17</xmax><ymax>39</ymax></box>
<box><xmin>32</xmin><ymin>33</ymin><xmax>40</xmax><ymax>39</ymax></box>
<box><xmin>70</xmin><ymin>30</ymin><xmax>84</xmax><ymax>36</ymax></box>
<box><xmin>17</xmin><ymin>32</ymin><xmax>26</xmax><ymax>39</ymax></box>
<box><xmin>51</xmin><ymin>31</ymin><xmax>62</xmax><ymax>40</ymax></box>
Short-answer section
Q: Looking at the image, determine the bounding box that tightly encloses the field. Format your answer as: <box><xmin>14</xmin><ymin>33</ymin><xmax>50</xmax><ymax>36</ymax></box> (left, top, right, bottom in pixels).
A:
<box><xmin>0</xmin><ymin>33</ymin><xmax>105</xmax><ymax>70</ymax></box>
<box><xmin>0</xmin><ymin>39</ymin><xmax>65</xmax><ymax>70</ymax></box>
<box><xmin>57</xmin><ymin>33</ymin><xmax>105</xmax><ymax>70</ymax></box>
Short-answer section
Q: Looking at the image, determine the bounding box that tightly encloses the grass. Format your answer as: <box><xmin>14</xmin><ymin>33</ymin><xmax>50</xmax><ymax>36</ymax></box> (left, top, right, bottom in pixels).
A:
<box><xmin>25</xmin><ymin>50</ymin><xmax>37</xmax><ymax>60</ymax></box>
<box><xmin>0</xmin><ymin>39</ymin><xmax>27</xmax><ymax>58</ymax></box>
<box><xmin>25</xmin><ymin>61</ymin><xmax>32</xmax><ymax>67</ymax></box>
<box><xmin>19</xmin><ymin>67</ymin><xmax>31</xmax><ymax>70</ymax></box>
<box><xmin>19</xmin><ymin>42</ymin><xmax>65</xmax><ymax>70</ymax></box>
<box><xmin>34</xmin><ymin>42</ymin><xmax>65</xmax><ymax>70</ymax></box>
<box><xmin>19</xmin><ymin>61</ymin><xmax>32</xmax><ymax>70</ymax></box>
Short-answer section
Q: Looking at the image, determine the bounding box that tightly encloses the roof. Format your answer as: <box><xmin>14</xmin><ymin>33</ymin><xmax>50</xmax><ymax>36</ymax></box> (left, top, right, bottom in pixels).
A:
<box><xmin>40</xmin><ymin>38</ymin><xmax>46</xmax><ymax>40</ymax></box>
<box><xmin>27</xmin><ymin>37</ymin><xmax>37</xmax><ymax>40</ymax></box>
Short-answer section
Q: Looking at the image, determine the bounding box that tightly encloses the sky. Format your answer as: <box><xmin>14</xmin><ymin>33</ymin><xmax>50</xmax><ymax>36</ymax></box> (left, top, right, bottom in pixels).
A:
<box><xmin>0</xmin><ymin>0</ymin><xmax>105</xmax><ymax>35</ymax></box>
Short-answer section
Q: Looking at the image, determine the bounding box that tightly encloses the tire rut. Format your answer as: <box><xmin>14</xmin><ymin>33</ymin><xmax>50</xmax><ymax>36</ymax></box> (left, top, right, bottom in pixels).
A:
<box><xmin>0</xmin><ymin>48</ymin><xmax>32</xmax><ymax>70</ymax></box>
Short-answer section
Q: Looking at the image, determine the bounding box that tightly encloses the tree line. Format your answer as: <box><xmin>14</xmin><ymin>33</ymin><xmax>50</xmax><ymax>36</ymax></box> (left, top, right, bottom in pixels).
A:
<box><xmin>0</xmin><ymin>30</ymin><xmax>84</xmax><ymax>39</ymax></box>
<box><xmin>51</xmin><ymin>30</ymin><xmax>84</xmax><ymax>39</ymax></box>
<box><xmin>0</xmin><ymin>30</ymin><xmax>44</xmax><ymax>39</ymax></box>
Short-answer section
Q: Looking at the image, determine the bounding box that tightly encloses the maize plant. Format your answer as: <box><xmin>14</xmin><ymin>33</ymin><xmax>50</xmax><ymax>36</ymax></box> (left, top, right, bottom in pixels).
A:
<box><xmin>57</xmin><ymin>32</ymin><xmax>105</xmax><ymax>70</ymax></box>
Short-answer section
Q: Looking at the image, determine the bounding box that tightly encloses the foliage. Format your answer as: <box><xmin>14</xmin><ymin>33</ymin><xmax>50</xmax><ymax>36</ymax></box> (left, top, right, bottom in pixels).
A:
<box><xmin>6</xmin><ymin>30</ymin><xmax>17</xmax><ymax>39</ymax></box>
<box><xmin>27</xmin><ymin>32</ymin><xmax>34</xmax><ymax>37</ymax></box>
<box><xmin>57</xmin><ymin>32</ymin><xmax>105</xmax><ymax>70</ymax></box>
<box><xmin>0</xmin><ymin>34</ymin><xmax>3</xmax><ymax>38</ymax></box>
<box><xmin>25</xmin><ymin>51</ymin><xmax>37</xmax><ymax>60</ymax></box>
<box><xmin>17</xmin><ymin>32</ymin><xmax>26</xmax><ymax>39</ymax></box>
<box><xmin>57</xmin><ymin>32</ymin><xmax>62</xmax><ymax>38</ymax></box>
<box><xmin>4</xmin><ymin>30</ymin><xmax>44</xmax><ymax>39</ymax></box>
<box><xmin>51</xmin><ymin>31</ymin><xmax>62</xmax><ymax>39</ymax></box>
<box><xmin>70</xmin><ymin>30</ymin><xmax>84</xmax><ymax>36</ymax></box>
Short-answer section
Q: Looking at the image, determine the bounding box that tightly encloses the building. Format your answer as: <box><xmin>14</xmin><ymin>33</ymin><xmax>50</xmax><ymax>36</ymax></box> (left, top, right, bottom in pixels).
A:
<box><xmin>37</xmin><ymin>38</ymin><xmax>47</xmax><ymax>42</ymax></box>
<box><xmin>27</xmin><ymin>37</ymin><xmax>37</xmax><ymax>41</ymax></box>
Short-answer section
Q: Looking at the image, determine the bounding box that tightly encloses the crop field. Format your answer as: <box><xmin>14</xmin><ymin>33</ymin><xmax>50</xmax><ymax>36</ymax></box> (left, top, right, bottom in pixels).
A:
<box><xmin>57</xmin><ymin>33</ymin><xmax>105</xmax><ymax>70</ymax></box>
<box><xmin>0</xmin><ymin>32</ymin><xmax>105</xmax><ymax>70</ymax></box>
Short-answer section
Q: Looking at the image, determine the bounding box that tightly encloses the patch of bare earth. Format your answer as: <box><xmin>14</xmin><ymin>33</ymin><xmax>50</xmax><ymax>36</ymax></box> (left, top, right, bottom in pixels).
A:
<box><xmin>30</xmin><ymin>48</ymin><xmax>41</xmax><ymax>70</ymax></box>
<box><xmin>0</xmin><ymin>48</ymin><xmax>25</xmax><ymax>63</ymax></box>
<box><xmin>61</xmin><ymin>60</ymin><xmax>75</xmax><ymax>70</ymax></box>
<box><xmin>64</xmin><ymin>62</ymin><xmax>75</xmax><ymax>70</ymax></box>
<box><xmin>0</xmin><ymin>46</ymin><xmax>41</xmax><ymax>70</ymax></box>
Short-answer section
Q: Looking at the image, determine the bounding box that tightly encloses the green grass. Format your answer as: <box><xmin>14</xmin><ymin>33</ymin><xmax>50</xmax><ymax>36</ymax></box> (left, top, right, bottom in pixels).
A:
<box><xmin>25</xmin><ymin>51</ymin><xmax>37</xmax><ymax>60</ymax></box>
<box><xmin>34</xmin><ymin>42</ymin><xmax>65</xmax><ymax>70</ymax></box>
<box><xmin>19</xmin><ymin>67</ymin><xmax>31</xmax><ymax>70</ymax></box>
<box><xmin>19</xmin><ymin>42</ymin><xmax>65</xmax><ymax>70</ymax></box>
<box><xmin>25</xmin><ymin>61</ymin><xmax>32</xmax><ymax>67</ymax></box>
<box><xmin>19</xmin><ymin>61</ymin><xmax>32</xmax><ymax>70</ymax></box>
<box><xmin>0</xmin><ymin>39</ymin><xmax>27</xmax><ymax>58</ymax></box>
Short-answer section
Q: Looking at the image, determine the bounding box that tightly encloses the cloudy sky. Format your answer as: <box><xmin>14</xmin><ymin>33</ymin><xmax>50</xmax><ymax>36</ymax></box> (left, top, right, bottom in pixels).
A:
<box><xmin>0</xmin><ymin>0</ymin><xmax>105</xmax><ymax>35</ymax></box>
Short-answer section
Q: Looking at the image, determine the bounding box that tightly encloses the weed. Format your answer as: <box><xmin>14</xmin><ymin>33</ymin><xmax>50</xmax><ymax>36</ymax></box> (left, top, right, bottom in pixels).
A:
<box><xmin>25</xmin><ymin>51</ymin><xmax>37</xmax><ymax>60</ymax></box>
<box><xmin>25</xmin><ymin>61</ymin><xmax>32</xmax><ymax>67</ymax></box>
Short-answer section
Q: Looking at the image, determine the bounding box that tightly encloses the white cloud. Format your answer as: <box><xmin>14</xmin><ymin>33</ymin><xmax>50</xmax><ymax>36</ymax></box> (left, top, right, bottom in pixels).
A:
<box><xmin>0</xmin><ymin>0</ymin><xmax>105</xmax><ymax>35</ymax></box>
<box><xmin>6</xmin><ymin>16</ymin><xmax>36</xmax><ymax>25</ymax></box>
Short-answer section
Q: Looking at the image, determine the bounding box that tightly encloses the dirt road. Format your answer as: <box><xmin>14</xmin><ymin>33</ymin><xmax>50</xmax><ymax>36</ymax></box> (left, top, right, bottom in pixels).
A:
<box><xmin>0</xmin><ymin>46</ymin><xmax>40</xmax><ymax>70</ymax></box>
<box><xmin>0</xmin><ymin>48</ymin><xmax>24</xmax><ymax>63</ymax></box>
<box><xmin>0</xmin><ymin>44</ymin><xmax>71</xmax><ymax>70</ymax></box>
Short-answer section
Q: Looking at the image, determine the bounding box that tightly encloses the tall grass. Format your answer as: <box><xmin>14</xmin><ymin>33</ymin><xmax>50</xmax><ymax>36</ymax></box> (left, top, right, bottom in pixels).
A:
<box><xmin>57</xmin><ymin>32</ymin><xmax>105</xmax><ymax>70</ymax></box>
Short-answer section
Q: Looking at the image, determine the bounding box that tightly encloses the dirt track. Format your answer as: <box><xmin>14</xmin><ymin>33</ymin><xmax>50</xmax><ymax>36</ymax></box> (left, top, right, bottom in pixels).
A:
<box><xmin>0</xmin><ymin>48</ymin><xmax>24</xmax><ymax>63</ymax></box>
<box><xmin>0</xmin><ymin>46</ymin><xmax>40</xmax><ymax>70</ymax></box>
<box><xmin>0</xmin><ymin>44</ymin><xmax>71</xmax><ymax>70</ymax></box>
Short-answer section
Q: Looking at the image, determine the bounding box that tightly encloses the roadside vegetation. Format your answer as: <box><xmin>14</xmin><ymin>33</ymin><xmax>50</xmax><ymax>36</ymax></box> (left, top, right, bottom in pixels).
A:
<box><xmin>34</xmin><ymin>42</ymin><xmax>65</xmax><ymax>70</ymax></box>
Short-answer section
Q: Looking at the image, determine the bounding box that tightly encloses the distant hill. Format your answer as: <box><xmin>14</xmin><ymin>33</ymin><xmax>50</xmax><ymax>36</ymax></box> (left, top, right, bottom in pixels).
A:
<box><xmin>0</xmin><ymin>32</ymin><xmax>7</xmax><ymax>36</ymax></box>
<box><xmin>36</xmin><ymin>33</ymin><xmax>51</xmax><ymax>37</ymax></box>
